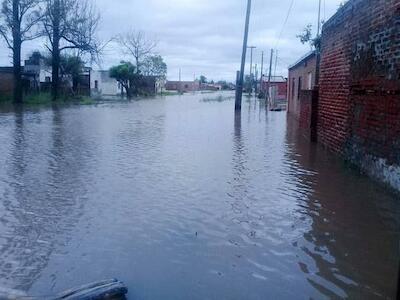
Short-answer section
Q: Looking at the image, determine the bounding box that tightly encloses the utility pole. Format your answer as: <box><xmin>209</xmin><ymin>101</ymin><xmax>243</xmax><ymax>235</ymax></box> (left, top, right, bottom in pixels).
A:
<box><xmin>317</xmin><ymin>0</ymin><xmax>322</xmax><ymax>36</ymax></box>
<box><xmin>315</xmin><ymin>0</ymin><xmax>322</xmax><ymax>86</ymax></box>
<box><xmin>254</xmin><ymin>64</ymin><xmax>258</xmax><ymax>93</ymax></box>
<box><xmin>235</xmin><ymin>0</ymin><xmax>252</xmax><ymax>111</ymax></box>
<box><xmin>397</xmin><ymin>261</ymin><xmax>400</xmax><ymax>300</ymax></box>
<box><xmin>248</xmin><ymin>46</ymin><xmax>256</xmax><ymax>96</ymax></box>
<box><xmin>260</xmin><ymin>51</ymin><xmax>264</xmax><ymax>96</ymax></box>
<box><xmin>179</xmin><ymin>68</ymin><xmax>182</xmax><ymax>93</ymax></box>
<box><xmin>266</xmin><ymin>49</ymin><xmax>274</xmax><ymax>105</ymax></box>
<box><xmin>274</xmin><ymin>50</ymin><xmax>278</xmax><ymax>78</ymax></box>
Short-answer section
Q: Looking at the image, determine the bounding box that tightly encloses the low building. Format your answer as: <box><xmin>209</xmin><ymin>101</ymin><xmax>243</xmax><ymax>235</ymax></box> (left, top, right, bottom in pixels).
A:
<box><xmin>0</xmin><ymin>67</ymin><xmax>15</xmax><ymax>96</ymax></box>
<box><xmin>0</xmin><ymin>66</ymin><xmax>38</xmax><ymax>96</ymax></box>
<box><xmin>24</xmin><ymin>54</ymin><xmax>52</xmax><ymax>91</ymax></box>
<box><xmin>165</xmin><ymin>81</ymin><xmax>200</xmax><ymax>92</ymax></box>
<box><xmin>137</xmin><ymin>76</ymin><xmax>166</xmax><ymax>95</ymax></box>
<box><xmin>287</xmin><ymin>51</ymin><xmax>317</xmax><ymax>118</ymax></box>
<box><xmin>91</xmin><ymin>70</ymin><xmax>121</xmax><ymax>98</ymax></box>
<box><xmin>201</xmin><ymin>83</ymin><xmax>222</xmax><ymax>91</ymax></box>
<box><xmin>261</xmin><ymin>76</ymin><xmax>288</xmax><ymax>111</ymax></box>
<box><xmin>91</xmin><ymin>71</ymin><xmax>166</xmax><ymax>98</ymax></box>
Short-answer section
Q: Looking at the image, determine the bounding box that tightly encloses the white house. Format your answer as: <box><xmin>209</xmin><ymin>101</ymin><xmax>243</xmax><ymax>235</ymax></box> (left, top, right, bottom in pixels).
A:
<box><xmin>91</xmin><ymin>70</ymin><xmax>122</xmax><ymax>98</ymax></box>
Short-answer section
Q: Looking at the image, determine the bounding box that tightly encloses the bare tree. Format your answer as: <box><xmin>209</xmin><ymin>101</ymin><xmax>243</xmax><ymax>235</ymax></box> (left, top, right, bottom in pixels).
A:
<box><xmin>0</xmin><ymin>0</ymin><xmax>43</xmax><ymax>103</ymax></box>
<box><xmin>118</xmin><ymin>30</ymin><xmax>157</xmax><ymax>74</ymax></box>
<box><xmin>42</xmin><ymin>0</ymin><xmax>100</xmax><ymax>100</ymax></box>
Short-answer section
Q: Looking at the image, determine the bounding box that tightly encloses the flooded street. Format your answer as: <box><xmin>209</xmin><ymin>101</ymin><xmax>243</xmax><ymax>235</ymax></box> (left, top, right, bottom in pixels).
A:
<box><xmin>0</xmin><ymin>92</ymin><xmax>399</xmax><ymax>299</ymax></box>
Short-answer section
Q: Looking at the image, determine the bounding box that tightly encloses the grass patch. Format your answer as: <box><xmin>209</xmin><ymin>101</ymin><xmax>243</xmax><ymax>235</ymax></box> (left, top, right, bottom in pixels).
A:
<box><xmin>161</xmin><ymin>91</ymin><xmax>179</xmax><ymax>96</ymax></box>
<box><xmin>0</xmin><ymin>93</ymin><xmax>97</xmax><ymax>107</ymax></box>
<box><xmin>24</xmin><ymin>93</ymin><xmax>96</xmax><ymax>106</ymax></box>
<box><xmin>78</xmin><ymin>96</ymin><xmax>95</xmax><ymax>105</ymax></box>
<box><xmin>201</xmin><ymin>95</ymin><xmax>235</xmax><ymax>103</ymax></box>
<box><xmin>25</xmin><ymin>93</ymin><xmax>53</xmax><ymax>105</ymax></box>
<box><xmin>0</xmin><ymin>94</ymin><xmax>12</xmax><ymax>103</ymax></box>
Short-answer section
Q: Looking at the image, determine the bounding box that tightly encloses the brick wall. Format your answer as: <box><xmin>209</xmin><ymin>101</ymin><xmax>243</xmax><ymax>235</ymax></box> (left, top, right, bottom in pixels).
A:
<box><xmin>299</xmin><ymin>89</ymin><xmax>319</xmax><ymax>142</ymax></box>
<box><xmin>318</xmin><ymin>0</ymin><xmax>400</xmax><ymax>190</ymax></box>
<box><xmin>0</xmin><ymin>73</ymin><xmax>14</xmax><ymax>96</ymax></box>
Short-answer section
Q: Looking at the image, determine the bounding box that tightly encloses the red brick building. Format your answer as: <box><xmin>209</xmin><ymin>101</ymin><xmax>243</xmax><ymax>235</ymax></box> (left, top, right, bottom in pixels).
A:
<box><xmin>318</xmin><ymin>0</ymin><xmax>400</xmax><ymax>191</ymax></box>
<box><xmin>287</xmin><ymin>51</ymin><xmax>317</xmax><ymax>118</ymax></box>
<box><xmin>165</xmin><ymin>81</ymin><xmax>200</xmax><ymax>92</ymax></box>
<box><xmin>261</xmin><ymin>76</ymin><xmax>288</xmax><ymax>110</ymax></box>
<box><xmin>292</xmin><ymin>0</ymin><xmax>400</xmax><ymax>191</ymax></box>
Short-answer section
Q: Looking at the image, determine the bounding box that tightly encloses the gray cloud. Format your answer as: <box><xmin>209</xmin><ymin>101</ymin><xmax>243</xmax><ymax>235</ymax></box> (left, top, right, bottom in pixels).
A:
<box><xmin>0</xmin><ymin>0</ymin><xmax>343</xmax><ymax>81</ymax></box>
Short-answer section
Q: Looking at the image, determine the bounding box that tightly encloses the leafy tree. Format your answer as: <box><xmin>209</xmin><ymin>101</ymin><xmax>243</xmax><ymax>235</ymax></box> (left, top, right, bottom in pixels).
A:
<box><xmin>42</xmin><ymin>0</ymin><xmax>100</xmax><ymax>100</ymax></box>
<box><xmin>199</xmin><ymin>75</ymin><xmax>207</xmax><ymax>84</ymax></box>
<box><xmin>109</xmin><ymin>61</ymin><xmax>136</xmax><ymax>99</ymax></box>
<box><xmin>118</xmin><ymin>30</ymin><xmax>157</xmax><ymax>74</ymax></box>
<box><xmin>297</xmin><ymin>24</ymin><xmax>321</xmax><ymax>50</ymax></box>
<box><xmin>142</xmin><ymin>55</ymin><xmax>167</xmax><ymax>78</ymax></box>
<box><xmin>60</xmin><ymin>55</ymin><xmax>84</xmax><ymax>92</ymax></box>
<box><xmin>0</xmin><ymin>0</ymin><xmax>43</xmax><ymax>103</ymax></box>
<box><xmin>217</xmin><ymin>80</ymin><xmax>230</xmax><ymax>90</ymax></box>
<box><xmin>297</xmin><ymin>24</ymin><xmax>313</xmax><ymax>46</ymax></box>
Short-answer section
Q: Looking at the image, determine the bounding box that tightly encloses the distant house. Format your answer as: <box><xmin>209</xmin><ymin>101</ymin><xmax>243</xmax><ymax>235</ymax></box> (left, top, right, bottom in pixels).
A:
<box><xmin>24</xmin><ymin>55</ymin><xmax>52</xmax><ymax>90</ymax></box>
<box><xmin>287</xmin><ymin>51</ymin><xmax>317</xmax><ymax>117</ymax></box>
<box><xmin>137</xmin><ymin>76</ymin><xmax>166</xmax><ymax>95</ymax></box>
<box><xmin>0</xmin><ymin>66</ymin><xmax>38</xmax><ymax>96</ymax></box>
<box><xmin>24</xmin><ymin>53</ymin><xmax>91</xmax><ymax>95</ymax></box>
<box><xmin>201</xmin><ymin>83</ymin><xmax>222</xmax><ymax>91</ymax></box>
<box><xmin>91</xmin><ymin>70</ymin><xmax>121</xmax><ymax>98</ymax></box>
<box><xmin>261</xmin><ymin>75</ymin><xmax>288</xmax><ymax>111</ymax></box>
<box><xmin>0</xmin><ymin>67</ymin><xmax>15</xmax><ymax>96</ymax></box>
<box><xmin>165</xmin><ymin>80</ymin><xmax>200</xmax><ymax>92</ymax></box>
<box><xmin>91</xmin><ymin>71</ymin><xmax>166</xmax><ymax>98</ymax></box>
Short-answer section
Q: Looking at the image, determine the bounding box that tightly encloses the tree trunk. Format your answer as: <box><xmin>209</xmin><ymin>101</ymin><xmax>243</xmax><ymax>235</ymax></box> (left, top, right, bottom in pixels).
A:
<box><xmin>51</xmin><ymin>0</ymin><xmax>61</xmax><ymax>101</ymax></box>
<box><xmin>135</xmin><ymin>57</ymin><xmax>140</xmax><ymax>75</ymax></box>
<box><xmin>12</xmin><ymin>0</ymin><xmax>23</xmax><ymax>104</ymax></box>
<box><xmin>125</xmin><ymin>83</ymin><xmax>131</xmax><ymax>99</ymax></box>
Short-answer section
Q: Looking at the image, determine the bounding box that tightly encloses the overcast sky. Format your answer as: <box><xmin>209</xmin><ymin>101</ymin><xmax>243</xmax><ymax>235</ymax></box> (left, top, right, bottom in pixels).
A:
<box><xmin>0</xmin><ymin>0</ymin><xmax>344</xmax><ymax>81</ymax></box>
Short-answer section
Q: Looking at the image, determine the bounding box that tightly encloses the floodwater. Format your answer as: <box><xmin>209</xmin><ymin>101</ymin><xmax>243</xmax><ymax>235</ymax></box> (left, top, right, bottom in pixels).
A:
<box><xmin>0</xmin><ymin>92</ymin><xmax>399</xmax><ymax>299</ymax></box>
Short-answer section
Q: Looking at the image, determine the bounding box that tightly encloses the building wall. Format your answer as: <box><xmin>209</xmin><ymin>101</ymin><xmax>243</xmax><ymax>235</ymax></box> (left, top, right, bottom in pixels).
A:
<box><xmin>262</xmin><ymin>81</ymin><xmax>287</xmax><ymax>99</ymax></box>
<box><xmin>0</xmin><ymin>73</ymin><xmax>14</xmax><ymax>96</ymax></box>
<box><xmin>288</xmin><ymin>54</ymin><xmax>317</xmax><ymax>118</ymax></box>
<box><xmin>91</xmin><ymin>70</ymin><xmax>121</xmax><ymax>97</ymax></box>
<box><xmin>318</xmin><ymin>0</ymin><xmax>400</xmax><ymax>190</ymax></box>
<box><xmin>298</xmin><ymin>89</ymin><xmax>319</xmax><ymax>142</ymax></box>
<box><xmin>165</xmin><ymin>81</ymin><xmax>200</xmax><ymax>92</ymax></box>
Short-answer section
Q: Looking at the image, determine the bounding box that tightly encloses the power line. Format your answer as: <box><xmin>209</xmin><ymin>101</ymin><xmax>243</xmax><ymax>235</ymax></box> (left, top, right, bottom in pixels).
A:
<box><xmin>274</xmin><ymin>0</ymin><xmax>295</xmax><ymax>50</ymax></box>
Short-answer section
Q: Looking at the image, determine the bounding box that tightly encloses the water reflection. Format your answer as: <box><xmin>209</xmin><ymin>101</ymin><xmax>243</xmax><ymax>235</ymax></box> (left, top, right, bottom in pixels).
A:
<box><xmin>285</xmin><ymin>117</ymin><xmax>400</xmax><ymax>299</ymax></box>
<box><xmin>0</xmin><ymin>107</ymin><xmax>94</xmax><ymax>290</ymax></box>
<box><xmin>0</xmin><ymin>93</ymin><xmax>398</xmax><ymax>299</ymax></box>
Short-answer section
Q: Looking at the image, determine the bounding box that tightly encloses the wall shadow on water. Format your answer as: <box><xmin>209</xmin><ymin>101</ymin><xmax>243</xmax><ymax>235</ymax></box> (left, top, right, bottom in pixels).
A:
<box><xmin>0</xmin><ymin>106</ymin><xmax>94</xmax><ymax>291</ymax></box>
<box><xmin>285</xmin><ymin>116</ymin><xmax>400</xmax><ymax>299</ymax></box>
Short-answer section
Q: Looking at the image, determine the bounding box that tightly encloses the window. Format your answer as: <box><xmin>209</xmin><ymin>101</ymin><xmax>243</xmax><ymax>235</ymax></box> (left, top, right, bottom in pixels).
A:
<box><xmin>298</xmin><ymin>77</ymin><xmax>302</xmax><ymax>100</ymax></box>
<box><xmin>292</xmin><ymin>78</ymin><xmax>295</xmax><ymax>101</ymax></box>
<box><xmin>307</xmin><ymin>72</ymin><xmax>312</xmax><ymax>90</ymax></box>
<box><xmin>95</xmin><ymin>80</ymin><xmax>99</xmax><ymax>89</ymax></box>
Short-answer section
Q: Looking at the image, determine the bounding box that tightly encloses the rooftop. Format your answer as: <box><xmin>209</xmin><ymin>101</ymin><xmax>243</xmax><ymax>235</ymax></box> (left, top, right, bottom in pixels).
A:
<box><xmin>288</xmin><ymin>50</ymin><xmax>316</xmax><ymax>70</ymax></box>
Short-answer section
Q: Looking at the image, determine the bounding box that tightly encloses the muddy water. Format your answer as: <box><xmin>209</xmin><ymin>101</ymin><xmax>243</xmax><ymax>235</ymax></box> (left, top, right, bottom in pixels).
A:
<box><xmin>0</xmin><ymin>92</ymin><xmax>399</xmax><ymax>299</ymax></box>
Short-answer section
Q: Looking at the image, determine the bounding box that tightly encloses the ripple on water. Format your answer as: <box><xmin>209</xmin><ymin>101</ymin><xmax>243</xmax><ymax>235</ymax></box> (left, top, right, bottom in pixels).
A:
<box><xmin>0</xmin><ymin>93</ymin><xmax>398</xmax><ymax>299</ymax></box>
